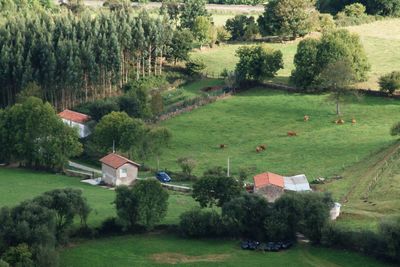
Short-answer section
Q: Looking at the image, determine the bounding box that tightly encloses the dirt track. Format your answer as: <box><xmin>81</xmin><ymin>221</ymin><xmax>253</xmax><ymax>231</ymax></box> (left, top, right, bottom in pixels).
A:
<box><xmin>55</xmin><ymin>1</ymin><xmax>264</xmax><ymax>12</ymax></box>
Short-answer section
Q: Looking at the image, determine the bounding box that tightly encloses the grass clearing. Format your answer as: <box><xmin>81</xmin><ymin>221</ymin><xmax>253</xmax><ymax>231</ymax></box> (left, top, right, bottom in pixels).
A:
<box><xmin>193</xmin><ymin>19</ymin><xmax>400</xmax><ymax>89</ymax></box>
<box><xmin>59</xmin><ymin>234</ymin><xmax>392</xmax><ymax>267</ymax></box>
<box><xmin>0</xmin><ymin>168</ymin><xmax>198</xmax><ymax>227</ymax></box>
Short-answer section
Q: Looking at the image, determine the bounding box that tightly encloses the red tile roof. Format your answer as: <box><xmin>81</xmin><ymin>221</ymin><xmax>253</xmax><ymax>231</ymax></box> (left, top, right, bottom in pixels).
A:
<box><xmin>59</xmin><ymin>109</ymin><xmax>91</xmax><ymax>123</ymax></box>
<box><xmin>99</xmin><ymin>153</ymin><xmax>140</xmax><ymax>169</ymax></box>
<box><xmin>253</xmin><ymin>172</ymin><xmax>284</xmax><ymax>189</ymax></box>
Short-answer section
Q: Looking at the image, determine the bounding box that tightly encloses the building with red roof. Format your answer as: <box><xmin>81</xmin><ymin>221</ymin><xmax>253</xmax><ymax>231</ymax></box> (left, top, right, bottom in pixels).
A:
<box><xmin>58</xmin><ymin>109</ymin><xmax>91</xmax><ymax>138</ymax></box>
<box><xmin>100</xmin><ymin>153</ymin><xmax>140</xmax><ymax>186</ymax></box>
<box><xmin>253</xmin><ymin>172</ymin><xmax>285</xmax><ymax>202</ymax></box>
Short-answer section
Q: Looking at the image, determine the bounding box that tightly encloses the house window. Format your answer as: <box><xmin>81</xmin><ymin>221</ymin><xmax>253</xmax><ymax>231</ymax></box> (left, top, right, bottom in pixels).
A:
<box><xmin>120</xmin><ymin>168</ymin><xmax>127</xmax><ymax>178</ymax></box>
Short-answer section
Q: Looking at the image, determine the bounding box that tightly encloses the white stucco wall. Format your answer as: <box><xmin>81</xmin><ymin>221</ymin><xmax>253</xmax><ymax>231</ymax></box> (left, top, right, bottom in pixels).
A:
<box><xmin>61</xmin><ymin>118</ymin><xmax>91</xmax><ymax>138</ymax></box>
<box><xmin>101</xmin><ymin>163</ymin><xmax>138</xmax><ymax>186</ymax></box>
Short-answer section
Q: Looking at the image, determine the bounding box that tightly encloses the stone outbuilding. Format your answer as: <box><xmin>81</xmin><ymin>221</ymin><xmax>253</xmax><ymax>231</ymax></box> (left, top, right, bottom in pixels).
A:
<box><xmin>253</xmin><ymin>172</ymin><xmax>311</xmax><ymax>202</ymax></box>
<box><xmin>253</xmin><ymin>172</ymin><xmax>285</xmax><ymax>202</ymax></box>
<box><xmin>59</xmin><ymin>109</ymin><xmax>91</xmax><ymax>138</ymax></box>
<box><xmin>99</xmin><ymin>153</ymin><xmax>140</xmax><ymax>186</ymax></box>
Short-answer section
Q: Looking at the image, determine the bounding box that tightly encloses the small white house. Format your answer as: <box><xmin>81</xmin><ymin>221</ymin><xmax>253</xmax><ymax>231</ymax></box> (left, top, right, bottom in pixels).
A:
<box><xmin>99</xmin><ymin>153</ymin><xmax>140</xmax><ymax>186</ymax></box>
<box><xmin>58</xmin><ymin>109</ymin><xmax>91</xmax><ymax>138</ymax></box>
<box><xmin>283</xmin><ymin>174</ymin><xmax>311</xmax><ymax>192</ymax></box>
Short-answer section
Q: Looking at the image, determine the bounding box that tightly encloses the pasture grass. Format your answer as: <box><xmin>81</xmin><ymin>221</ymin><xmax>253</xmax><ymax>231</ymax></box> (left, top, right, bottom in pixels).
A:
<box><xmin>193</xmin><ymin>18</ymin><xmax>400</xmax><ymax>90</ymax></box>
<box><xmin>156</xmin><ymin>88</ymin><xmax>400</xmax><ymax>182</ymax></box>
<box><xmin>59</xmin><ymin>234</ymin><xmax>392</xmax><ymax>267</ymax></box>
<box><xmin>0</xmin><ymin>168</ymin><xmax>198</xmax><ymax>227</ymax></box>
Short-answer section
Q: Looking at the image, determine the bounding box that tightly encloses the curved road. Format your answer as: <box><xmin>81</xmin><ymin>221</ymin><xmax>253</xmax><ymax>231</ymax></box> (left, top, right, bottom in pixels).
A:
<box><xmin>55</xmin><ymin>1</ymin><xmax>264</xmax><ymax>12</ymax></box>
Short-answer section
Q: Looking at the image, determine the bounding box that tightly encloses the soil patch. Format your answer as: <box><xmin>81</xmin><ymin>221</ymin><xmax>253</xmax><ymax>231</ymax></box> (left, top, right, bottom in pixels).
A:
<box><xmin>150</xmin><ymin>252</ymin><xmax>230</xmax><ymax>264</ymax></box>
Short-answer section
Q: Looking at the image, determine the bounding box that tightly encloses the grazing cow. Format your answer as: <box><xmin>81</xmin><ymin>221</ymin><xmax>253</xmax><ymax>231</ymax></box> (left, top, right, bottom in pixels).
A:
<box><xmin>335</xmin><ymin>119</ymin><xmax>345</xmax><ymax>124</ymax></box>
<box><xmin>220</xmin><ymin>144</ymin><xmax>227</xmax><ymax>149</ymax></box>
<box><xmin>259</xmin><ymin>144</ymin><xmax>267</xmax><ymax>150</ymax></box>
<box><xmin>287</xmin><ymin>131</ymin><xmax>297</xmax><ymax>137</ymax></box>
<box><xmin>351</xmin><ymin>118</ymin><xmax>356</xmax><ymax>124</ymax></box>
<box><xmin>256</xmin><ymin>146</ymin><xmax>262</xmax><ymax>153</ymax></box>
<box><xmin>304</xmin><ymin>115</ymin><xmax>310</xmax><ymax>121</ymax></box>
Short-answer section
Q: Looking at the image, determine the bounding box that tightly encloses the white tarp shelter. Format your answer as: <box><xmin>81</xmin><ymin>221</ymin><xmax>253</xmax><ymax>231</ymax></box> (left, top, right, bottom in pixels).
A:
<box><xmin>283</xmin><ymin>174</ymin><xmax>311</xmax><ymax>192</ymax></box>
<box><xmin>330</xmin><ymin>202</ymin><xmax>342</xmax><ymax>220</ymax></box>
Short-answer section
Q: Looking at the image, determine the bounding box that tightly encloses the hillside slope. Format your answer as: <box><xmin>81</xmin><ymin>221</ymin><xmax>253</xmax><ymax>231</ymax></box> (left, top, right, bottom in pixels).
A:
<box><xmin>320</xmin><ymin>141</ymin><xmax>400</xmax><ymax>229</ymax></box>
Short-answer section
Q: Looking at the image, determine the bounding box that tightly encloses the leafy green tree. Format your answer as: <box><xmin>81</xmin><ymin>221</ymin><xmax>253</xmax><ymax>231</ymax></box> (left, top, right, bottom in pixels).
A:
<box><xmin>235</xmin><ymin>45</ymin><xmax>283</xmax><ymax>82</ymax></box>
<box><xmin>180</xmin><ymin>0</ymin><xmax>209</xmax><ymax>30</ymax></box>
<box><xmin>258</xmin><ymin>0</ymin><xmax>318</xmax><ymax>39</ymax></box>
<box><xmin>167</xmin><ymin>29</ymin><xmax>194</xmax><ymax>64</ymax></box>
<box><xmin>192</xmin><ymin>175</ymin><xmax>242</xmax><ymax>208</ymax></box>
<box><xmin>291</xmin><ymin>29</ymin><xmax>370</xmax><ymax>88</ymax></box>
<box><xmin>318</xmin><ymin>60</ymin><xmax>356</xmax><ymax>115</ymax></box>
<box><xmin>225</xmin><ymin>15</ymin><xmax>258</xmax><ymax>41</ymax></box>
<box><xmin>33</xmin><ymin>188</ymin><xmax>91</xmax><ymax>238</ymax></box>
<box><xmin>379</xmin><ymin>71</ymin><xmax>400</xmax><ymax>94</ymax></box>
<box><xmin>192</xmin><ymin>16</ymin><xmax>213</xmax><ymax>47</ymax></box>
<box><xmin>0</xmin><ymin>97</ymin><xmax>82</xmax><ymax>170</ymax></box>
<box><xmin>222</xmin><ymin>193</ymin><xmax>271</xmax><ymax>240</ymax></box>
<box><xmin>301</xmin><ymin>192</ymin><xmax>333</xmax><ymax>243</ymax></box>
<box><xmin>91</xmin><ymin>111</ymin><xmax>135</xmax><ymax>154</ymax></box>
<box><xmin>160</xmin><ymin>0</ymin><xmax>181</xmax><ymax>26</ymax></box>
<box><xmin>150</xmin><ymin>92</ymin><xmax>164</xmax><ymax>115</ymax></box>
<box><xmin>115</xmin><ymin>186</ymin><xmax>139</xmax><ymax>229</ymax></box>
<box><xmin>132</xmin><ymin>179</ymin><xmax>169</xmax><ymax>230</ymax></box>
<box><xmin>273</xmin><ymin>193</ymin><xmax>304</xmax><ymax>240</ymax></box>
<box><xmin>290</xmin><ymin>38</ymin><xmax>320</xmax><ymax>88</ymax></box>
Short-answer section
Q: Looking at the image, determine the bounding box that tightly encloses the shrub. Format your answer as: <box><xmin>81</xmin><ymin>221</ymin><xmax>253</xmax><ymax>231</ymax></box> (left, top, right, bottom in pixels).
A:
<box><xmin>179</xmin><ymin>209</ymin><xmax>226</xmax><ymax>238</ymax></box>
<box><xmin>2</xmin><ymin>244</ymin><xmax>33</xmax><ymax>267</ymax></box>
<box><xmin>185</xmin><ymin>58</ymin><xmax>206</xmax><ymax>76</ymax></box>
<box><xmin>98</xmin><ymin>217</ymin><xmax>124</xmax><ymax>235</ymax></box>
<box><xmin>379</xmin><ymin>71</ymin><xmax>400</xmax><ymax>94</ymax></box>
<box><xmin>391</xmin><ymin>122</ymin><xmax>400</xmax><ymax>137</ymax></box>
<box><xmin>225</xmin><ymin>15</ymin><xmax>258</xmax><ymax>41</ymax></box>
<box><xmin>344</xmin><ymin>3</ymin><xmax>366</xmax><ymax>17</ymax></box>
<box><xmin>177</xmin><ymin>157</ymin><xmax>197</xmax><ymax>177</ymax></box>
<box><xmin>0</xmin><ymin>260</ymin><xmax>9</xmax><ymax>267</ymax></box>
<box><xmin>74</xmin><ymin>98</ymin><xmax>119</xmax><ymax>122</ymax></box>
<box><xmin>379</xmin><ymin>216</ymin><xmax>400</xmax><ymax>261</ymax></box>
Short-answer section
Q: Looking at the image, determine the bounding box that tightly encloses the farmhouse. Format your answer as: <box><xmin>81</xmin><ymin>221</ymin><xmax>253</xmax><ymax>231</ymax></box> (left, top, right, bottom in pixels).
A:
<box><xmin>253</xmin><ymin>172</ymin><xmax>311</xmax><ymax>202</ymax></box>
<box><xmin>99</xmin><ymin>153</ymin><xmax>140</xmax><ymax>186</ymax></box>
<box><xmin>58</xmin><ymin>109</ymin><xmax>91</xmax><ymax>138</ymax></box>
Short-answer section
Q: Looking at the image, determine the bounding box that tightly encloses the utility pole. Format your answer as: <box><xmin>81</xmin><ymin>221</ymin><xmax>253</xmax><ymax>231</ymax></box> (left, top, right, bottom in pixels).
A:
<box><xmin>227</xmin><ymin>157</ymin><xmax>230</xmax><ymax>177</ymax></box>
<box><xmin>112</xmin><ymin>140</ymin><xmax>115</xmax><ymax>153</ymax></box>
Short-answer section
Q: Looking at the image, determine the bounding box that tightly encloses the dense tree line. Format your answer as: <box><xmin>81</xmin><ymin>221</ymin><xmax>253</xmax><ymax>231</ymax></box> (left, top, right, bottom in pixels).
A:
<box><xmin>0</xmin><ymin>6</ymin><xmax>175</xmax><ymax>109</ymax></box>
<box><xmin>180</xmin><ymin>191</ymin><xmax>333</xmax><ymax>243</ymax></box>
<box><xmin>317</xmin><ymin>0</ymin><xmax>400</xmax><ymax>16</ymax></box>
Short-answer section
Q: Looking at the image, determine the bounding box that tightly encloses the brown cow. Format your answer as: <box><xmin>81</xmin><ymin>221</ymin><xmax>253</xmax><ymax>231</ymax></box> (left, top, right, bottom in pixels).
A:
<box><xmin>351</xmin><ymin>118</ymin><xmax>356</xmax><ymax>124</ymax></box>
<box><xmin>219</xmin><ymin>144</ymin><xmax>227</xmax><ymax>149</ymax></box>
<box><xmin>335</xmin><ymin>119</ymin><xmax>345</xmax><ymax>124</ymax></box>
<box><xmin>287</xmin><ymin>131</ymin><xmax>297</xmax><ymax>137</ymax></box>
<box><xmin>304</xmin><ymin>115</ymin><xmax>310</xmax><ymax>121</ymax></box>
<box><xmin>259</xmin><ymin>144</ymin><xmax>267</xmax><ymax>150</ymax></box>
<box><xmin>256</xmin><ymin>146</ymin><xmax>263</xmax><ymax>153</ymax></box>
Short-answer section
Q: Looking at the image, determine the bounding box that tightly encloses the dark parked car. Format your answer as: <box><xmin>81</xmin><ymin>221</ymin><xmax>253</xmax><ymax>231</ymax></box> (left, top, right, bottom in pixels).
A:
<box><xmin>240</xmin><ymin>240</ymin><xmax>260</xmax><ymax>250</ymax></box>
<box><xmin>280</xmin><ymin>241</ymin><xmax>294</xmax><ymax>249</ymax></box>
<box><xmin>263</xmin><ymin>242</ymin><xmax>281</xmax><ymax>252</ymax></box>
<box><xmin>155</xmin><ymin>171</ymin><xmax>172</xmax><ymax>183</ymax></box>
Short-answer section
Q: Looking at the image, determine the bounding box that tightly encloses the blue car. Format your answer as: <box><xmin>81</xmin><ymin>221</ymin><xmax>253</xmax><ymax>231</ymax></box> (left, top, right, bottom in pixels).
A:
<box><xmin>156</xmin><ymin>171</ymin><xmax>172</xmax><ymax>183</ymax></box>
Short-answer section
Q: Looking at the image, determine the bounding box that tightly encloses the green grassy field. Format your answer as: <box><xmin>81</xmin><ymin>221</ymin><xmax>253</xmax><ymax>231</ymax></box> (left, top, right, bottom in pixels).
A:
<box><xmin>60</xmin><ymin>234</ymin><xmax>392</xmax><ymax>267</ymax></box>
<box><xmin>156</xmin><ymin>87</ymin><xmax>400</xmax><ymax>181</ymax></box>
<box><xmin>0</xmin><ymin>168</ymin><xmax>198</xmax><ymax>226</ymax></box>
<box><xmin>320</xmin><ymin>142</ymin><xmax>400</xmax><ymax>230</ymax></box>
<box><xmin>193</xmin><ymin>19</ymin><xmax>400</xmax><ymax>90</ymax></box>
